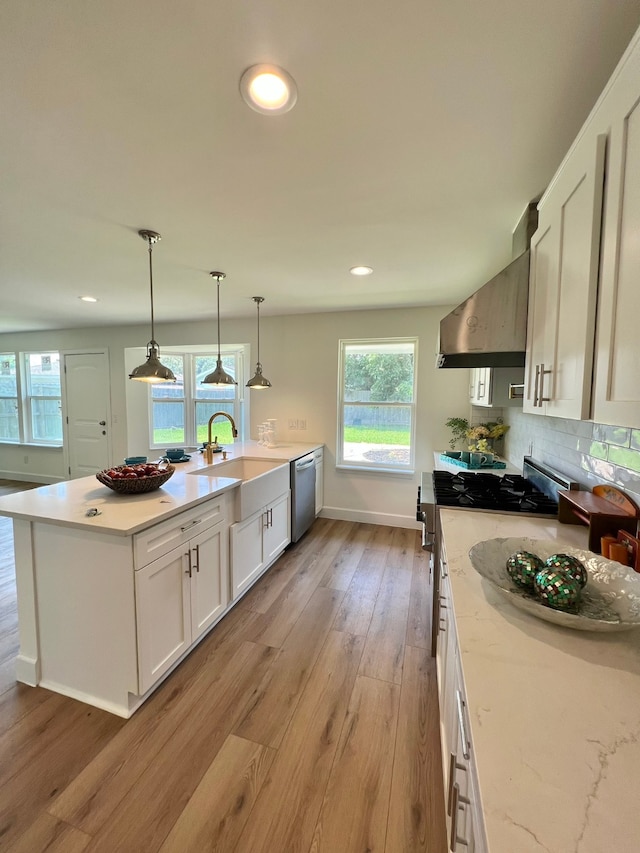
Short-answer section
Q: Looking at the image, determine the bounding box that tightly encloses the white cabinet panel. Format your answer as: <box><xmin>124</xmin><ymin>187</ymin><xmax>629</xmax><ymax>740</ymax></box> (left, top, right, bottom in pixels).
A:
<box><xmin>134</xmin><ymin>496</ymin><xmax>227</xmax><ymax>569</ymax></box>
<box><xmin>135</xmin><ymin>495</ymin><xmax>230</xmax><ymax>695</ymax></box>
<box><xmin>230</xmin><ymin>511</ymin><xmax>265</xmax><ymax>599</ymax></box>
<box><xmin>437</xmin><ymin>541</ymin><xmax>488</xmax><ymax>853</ymax></box>
<box><xmin>189</xmin><ymin>523</ymin><xmax>229</xmax><ymax>640</ymax></box>
<box><xmin>469</xmin><ymin>367</ymin><xmax>491</xmax><ymax>407</ymax></box>
<box><xmin>314</xmin><ymin>448</ymin><xmax>324</xmax><ymax>515</ymax></box>
<box><xmin>524</xmin><ymin>134</ymin><xmax>606</xmax><ymax>418</ymax></box>
<box><xmin>136</xmin><ymin>546</ymin><xmax>191</xmax><ymax>695</ymax></box>
<box><xmin>263</xmin><ymin>491</ymin><xmax>290</xmax><ymax>566</ymax></box>
<box><xmin>594</xmin><ymin>72</ymin><xmax>640</xmax><ymax>424</ymax></box>
<box><xmin>230</xmin><ymin>490</ymin><xmax>291</xmax><ymax>600</ymax></box>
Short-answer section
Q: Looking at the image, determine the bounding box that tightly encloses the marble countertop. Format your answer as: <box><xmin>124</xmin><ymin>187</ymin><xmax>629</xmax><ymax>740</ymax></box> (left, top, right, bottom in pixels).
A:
<box><xmin>0</xmin><ymin>441</ymin><xmax>322</xmax><ymax>536</ymax></box>
<box><xmin>440</xmin><ymin>508</ymin><xmax>640</xmax><ymax>852</ymax></box>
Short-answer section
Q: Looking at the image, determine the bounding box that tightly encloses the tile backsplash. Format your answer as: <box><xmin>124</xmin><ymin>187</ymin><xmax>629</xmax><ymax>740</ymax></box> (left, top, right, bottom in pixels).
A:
<box><xmin>503</xmin><ymin>411</ymin><xmax>640</xmax><ymax>505</ymax></box>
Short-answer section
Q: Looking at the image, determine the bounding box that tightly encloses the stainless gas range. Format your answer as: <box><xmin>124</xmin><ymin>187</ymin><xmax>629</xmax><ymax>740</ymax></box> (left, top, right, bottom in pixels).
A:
<box><xmin>417</xmin><ymin>456</ymin><xmax>579</xmax><ymax>655</ymax></box>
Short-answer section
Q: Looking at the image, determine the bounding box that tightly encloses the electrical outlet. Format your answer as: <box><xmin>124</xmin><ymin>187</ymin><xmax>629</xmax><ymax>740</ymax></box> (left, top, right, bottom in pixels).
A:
<box><xmin>288</xmin><ymin>418</ymin><xmax>298</xmax><ymax>430</ymax></box>
<box><xmin>299</xmin><ymin>419</ymin><xmax>307</xmax><ymax>430</ymax></box>
<box><xmin>23</xmin><ymin>455</ymin><xmax>29</xmax><ymax>464</ymax></box>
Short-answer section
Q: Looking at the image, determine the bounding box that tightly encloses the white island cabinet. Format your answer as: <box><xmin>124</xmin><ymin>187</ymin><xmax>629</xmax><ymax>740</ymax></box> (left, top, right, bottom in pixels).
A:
<box><xmin>22</xmin><ymin>492</ymin><xmax>232</xmax><ymax>717</ymax></box>
<box><xmin>0</xmin><ymin>440</ymin><xmax>324</xmax><ymax>718</ymax></box>
<box><xmin>134</xmin><ymin>495</ymin><xmax>229</xmax><ymax>694</ymax></box>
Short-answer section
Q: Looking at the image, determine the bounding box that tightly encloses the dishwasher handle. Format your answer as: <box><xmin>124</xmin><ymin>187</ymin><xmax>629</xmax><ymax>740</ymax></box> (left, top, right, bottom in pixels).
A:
<box><xmin>295</xmin><ymin>456</ymin><xmax>315</xmax><ymax>471</ymax></box>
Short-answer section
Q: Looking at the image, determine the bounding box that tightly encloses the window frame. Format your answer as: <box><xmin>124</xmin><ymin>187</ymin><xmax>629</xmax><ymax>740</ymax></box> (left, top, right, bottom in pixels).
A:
<box><xmin>0</xmin><ymin>353</ymin><xmax>20</xmax><ymax>443</ymax></box>
<box><xmin>337</xmin><ymin>337</ymin><xmax>417</xmax><ymax>474</ymax></box>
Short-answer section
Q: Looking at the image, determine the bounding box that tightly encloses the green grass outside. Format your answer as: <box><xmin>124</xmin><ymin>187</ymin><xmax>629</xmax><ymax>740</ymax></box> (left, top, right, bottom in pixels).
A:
<box><xmin>154</xmin><ymin>424</ymin><xmax>235</xmax><ymax>446</ymax></box>
<box><xmin>344</xmin><ymin>426</ymin><xmax>409</xmax><ymax>445</ymax></box>
<box><xmin>154</xmin><ymin>424</ymin><xmax>409</xmax><ymax>446</ymax></box>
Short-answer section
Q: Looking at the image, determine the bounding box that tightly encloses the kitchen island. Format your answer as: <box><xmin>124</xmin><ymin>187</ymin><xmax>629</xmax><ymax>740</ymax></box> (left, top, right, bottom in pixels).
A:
<box><xmin>0</xmin><ymin>441</ymin><xmax>322</xmax><ymax>718</ymax></box>
<box><xmin>440</xmin><ymin>508</ymin><xmax>640</xmax><ymax>852</ymax></box>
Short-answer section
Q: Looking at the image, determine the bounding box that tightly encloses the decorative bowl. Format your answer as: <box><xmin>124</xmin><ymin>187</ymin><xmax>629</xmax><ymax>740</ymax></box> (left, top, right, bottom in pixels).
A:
<box><xmin>468</xmin><ymin>537</ymin><xmax>640</xmax><ymax>632</ymax></box>
<box><xmin>96</xmin><ymin>463</ymin><xmax>175</xmax><ymax>494</ymax></box>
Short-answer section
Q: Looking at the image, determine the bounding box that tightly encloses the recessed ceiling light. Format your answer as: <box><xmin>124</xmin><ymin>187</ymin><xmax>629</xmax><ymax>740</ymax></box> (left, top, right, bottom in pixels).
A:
<box><xmin>240</xmin><ymin>64</ymin><xmax>297</xmax><ymax>115</ymax></box>
<box><xmin>350</xmin><ymin>266</ymin><xmax>373</xmax><ymax>276</ymax></box>
<box><xmin>79</xmin><ymin>296</ymin><xmax>99</xmax><ymax>302</ymax></box>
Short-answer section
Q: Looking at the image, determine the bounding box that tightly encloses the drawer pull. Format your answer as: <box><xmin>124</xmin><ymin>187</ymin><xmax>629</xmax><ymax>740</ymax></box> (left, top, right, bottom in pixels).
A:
<box><xmin>449</xmin><ymin>783</ymin><xmax>470</xmax><ymax>850</ymax></box>
<box><xmin>456</xmin><ymin>689</ymin><xmax>471</xmax><ymax>760</ymax></box>
<box><xmin>180</xmin><ymin>519</ymin><xmax>202</xmax><ymax>532</ymax></box>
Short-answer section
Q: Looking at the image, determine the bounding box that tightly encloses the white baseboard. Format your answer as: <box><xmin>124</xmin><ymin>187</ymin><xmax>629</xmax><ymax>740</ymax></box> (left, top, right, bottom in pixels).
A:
<box><xmin>38</xmin><ymin>679</ymin><xmax>133</xmax><ymax>718</ymax></box>
<box><xmin>15</xmin><ymin>654</ymin><xmax>39</xmax><ymax>686</ymax></box>
<box><xmin>0</xmin><ymin>471</ymin><xmax>62</xmax><ymax>485</ymax></box>
<box><xmin>319</xmin><ymin>506</ymin><xmax>421</xmax><ymax>530</ymax></box>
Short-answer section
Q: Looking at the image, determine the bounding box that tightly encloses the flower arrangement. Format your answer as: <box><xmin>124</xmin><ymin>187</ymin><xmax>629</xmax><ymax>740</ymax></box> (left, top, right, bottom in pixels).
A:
<box><xmin>445</xmin><ymin>417</ymin><xmax>509</xmax><ymax>451</ymax></box>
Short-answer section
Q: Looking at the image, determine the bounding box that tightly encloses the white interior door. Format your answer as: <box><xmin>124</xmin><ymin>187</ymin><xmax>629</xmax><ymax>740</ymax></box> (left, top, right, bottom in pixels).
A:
<box><xmin>63</xmin><ymin>351</ymin><xmax>112</xmax><ymax>478</ymax></box>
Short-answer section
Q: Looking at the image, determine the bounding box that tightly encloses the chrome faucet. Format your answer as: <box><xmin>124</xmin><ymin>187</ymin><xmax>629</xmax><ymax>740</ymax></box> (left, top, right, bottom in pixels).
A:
<box><xmin>205</xmin><ymin>412</ymin><xmax>238</xmax><ymax>463</ymax></box>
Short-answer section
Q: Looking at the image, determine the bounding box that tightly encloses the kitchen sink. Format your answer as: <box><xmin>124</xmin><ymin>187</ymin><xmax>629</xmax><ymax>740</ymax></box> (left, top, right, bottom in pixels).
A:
<box><xmin>189</xmin><ymin>458</ymin><xmax>290</xmax><ymax>521</ymax></box>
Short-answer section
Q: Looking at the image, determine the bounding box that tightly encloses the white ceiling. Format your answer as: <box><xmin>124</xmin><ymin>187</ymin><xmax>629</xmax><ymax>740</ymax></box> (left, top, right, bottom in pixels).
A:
<box><xmin>3</xmin><ymin>0</ymin><xmax>640</xmax><ymax>334</ymax></box>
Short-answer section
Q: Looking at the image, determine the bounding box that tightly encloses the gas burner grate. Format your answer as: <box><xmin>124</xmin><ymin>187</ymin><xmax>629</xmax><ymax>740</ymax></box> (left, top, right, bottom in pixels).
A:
<box><xmin>433</xmin><ymin>470</ymin><xmax>558</xmax><ymax>516</ymax></box>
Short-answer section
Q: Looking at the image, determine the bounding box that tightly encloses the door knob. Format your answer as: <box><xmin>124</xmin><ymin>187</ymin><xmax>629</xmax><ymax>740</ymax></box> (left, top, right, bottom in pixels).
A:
<box><xmin>99</xmin><ymin>420</ymin><xmax>106</xmax><ymax>426</ymax></box>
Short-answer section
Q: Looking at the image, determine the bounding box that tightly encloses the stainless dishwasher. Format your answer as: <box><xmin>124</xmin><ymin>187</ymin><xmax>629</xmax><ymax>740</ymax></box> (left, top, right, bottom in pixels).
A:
<box><xmin>290</xmin><ymin>451</ymin><xmax>316</xmax><ymax>542</ymax></box>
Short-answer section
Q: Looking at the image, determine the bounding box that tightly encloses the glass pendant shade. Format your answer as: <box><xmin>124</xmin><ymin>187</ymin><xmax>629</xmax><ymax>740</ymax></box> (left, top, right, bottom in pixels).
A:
<box><xmin>247</xmin><ymin>296</ymin><xmax>271</xmax><ymax>389</ymax></box>
<box><xmin>129</xmin><ymin>230</ymin><xmax>176</xmax><ymax>383</ymax></box>
<box><xmin>202</xmin><ymin>272</ymin><xmax>237</xmax><ymax>386</ymax></box>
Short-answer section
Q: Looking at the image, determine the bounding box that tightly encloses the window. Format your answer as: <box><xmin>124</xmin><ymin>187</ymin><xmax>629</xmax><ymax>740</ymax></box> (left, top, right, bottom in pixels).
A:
<box><xmin>0</xmin><ymin>350</ymin><xmax>63</xmax><ymax>445</ymax></box>
<box><xmin>338</xmin><ymin>338</ymin><xmax>417</xmax><ymax>472</ymax></box>
<box><xmin>25</xmin><ymin>352</ymin><xmax>63</xmax><ymax>443</ymax></box>
<box><xmin>150</xmin><ymin>349</ymin><xmax>245</xmax><ymax>447</ymax></box>
<box><xmin>0</xmin><ymin>354</ymin><xmax>19</xmax><ymax>441</ymax></box>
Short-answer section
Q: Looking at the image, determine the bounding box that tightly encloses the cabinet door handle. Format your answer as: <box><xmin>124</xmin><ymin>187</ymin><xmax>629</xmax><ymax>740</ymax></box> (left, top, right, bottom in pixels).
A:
<box><xmin>180</xmin><ymin>519</ymin><xmax>201</xmax><ymax>532</ymax></box>
<box><xmin>184</xmin><ymin>551</ymin><xmax>192</xmax><ymax>578</ymax></box>
<box><xmin>194</xmin><ymin>544</ymin><xmax>200</xmax><ymax>573</ymax></box>
<box><xmin>449</xmin><ymin>783</ymin><xmax>470</xmax><ymax>850</ymax></box>
<box><xmin>539</xmin><ymin>363</ymin><xmax>552</xmax><ymax>404</ymax></box>
<box><xmin>534</xmin><ymin>363</ymin><xmax>541</xmax><ymax>406</ymax></box>
<box><xmin>447</xmin><ymin>753</ymin><xmax>467</xmax><ymax>816</ymax></box>
<box><xmin>263</xmin><ymin>511</ymin><xmax>269</xmax><ymax>529</ymax></box>
<box><xmin>456</xmin><ymin>689</ymin><xmax>471</xmax><ymax>760</ymax></box>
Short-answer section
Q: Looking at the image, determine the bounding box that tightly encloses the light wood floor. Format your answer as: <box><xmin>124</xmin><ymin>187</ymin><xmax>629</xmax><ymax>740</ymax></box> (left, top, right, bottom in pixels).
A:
<box><xmin>0</xmin><ymin>481</ymin><xmax>446</xmax><ymax>852</ymax></box>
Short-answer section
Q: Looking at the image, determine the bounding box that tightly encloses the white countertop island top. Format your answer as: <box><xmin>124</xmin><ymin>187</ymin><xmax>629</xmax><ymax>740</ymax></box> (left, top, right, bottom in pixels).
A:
<box><xmin>440</xmin><ymin>508</ymin><xmax>640</xmax><ymax>852</ymax></box>
<box><xmin>0</xmin><ymin>441</ymin><xmax>322</xmax><ymax>535</ymax></box>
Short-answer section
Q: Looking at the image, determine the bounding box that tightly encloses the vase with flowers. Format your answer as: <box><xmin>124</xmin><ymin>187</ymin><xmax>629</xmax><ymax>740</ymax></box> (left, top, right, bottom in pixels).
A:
<box><xmin>445</xmin><ymin>417</ymin><xmax>509</xmax><ymax>453</ymax></box>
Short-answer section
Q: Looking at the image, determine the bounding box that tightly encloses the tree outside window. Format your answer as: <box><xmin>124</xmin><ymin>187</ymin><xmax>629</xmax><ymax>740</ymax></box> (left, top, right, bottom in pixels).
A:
<box><xmin>338</xmin><ymin>339</ymin><xmax>417</xmax><ymax>471</ymax></box>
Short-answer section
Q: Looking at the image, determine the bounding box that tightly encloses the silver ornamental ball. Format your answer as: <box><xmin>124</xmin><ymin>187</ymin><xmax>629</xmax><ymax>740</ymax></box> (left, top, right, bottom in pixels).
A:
<box><xmin>506</xmin><ymin>551</ymin><xmax>545</xmax><ymax>590</ymax></box>
<box><xmin>533</xmin><ymin>568</ymin><xmax>581</xmax><ymax>610</ymax></box>
<box><xmin>545</xmin><ymin>553</ymin><xmax>588</xmax><ymax>588</ymax></box>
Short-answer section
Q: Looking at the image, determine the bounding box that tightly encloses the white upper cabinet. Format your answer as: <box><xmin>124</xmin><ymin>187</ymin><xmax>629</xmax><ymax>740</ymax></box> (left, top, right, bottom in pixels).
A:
<box><xmin>524</xmin><ymin>25</ymin><xmax>640</xmax><ymax>427</ymax></box>
<box><xmin>592</xmin><ymin>42</ymin><xmax>640</xmax><ymax>426</ymax></box>
<box><xmin>523</xmin><ymin>133</ymin><xmax>606</xmax><ymax>418</ymax></box>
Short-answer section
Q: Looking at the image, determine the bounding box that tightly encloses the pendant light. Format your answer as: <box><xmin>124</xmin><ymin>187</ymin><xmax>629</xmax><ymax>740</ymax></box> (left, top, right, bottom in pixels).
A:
<box><xmin>246</xmin><ymin>296</ymin><xmax>272</xmax><ymax>389</ymax></box>
<box><xmin>129</xmin><ymin>230</ymin><xmax>176</xmax><ymax>383</ymax></box>
<box><xmin>202</xmin><ymin>272</ymin><xmax>237</xmax><ymax>386</ymax></box>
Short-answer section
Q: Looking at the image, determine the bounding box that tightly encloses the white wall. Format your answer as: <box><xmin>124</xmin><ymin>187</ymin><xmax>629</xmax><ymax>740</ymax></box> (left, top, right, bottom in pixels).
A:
<box><xmin>0</xmin><ymin>306</ymin><xmax>470</xmax><ymax>527</ymax></box>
